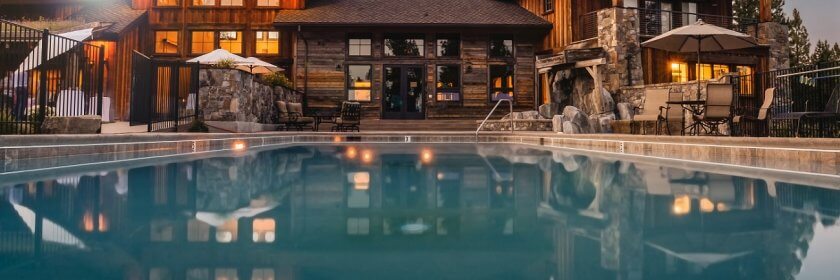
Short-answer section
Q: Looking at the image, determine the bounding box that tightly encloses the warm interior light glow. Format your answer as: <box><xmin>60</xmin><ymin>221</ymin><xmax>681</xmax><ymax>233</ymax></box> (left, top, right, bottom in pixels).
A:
<box><xmin>672</xmin><ymin>195</ymin><xmax>691</xmax><ymax>216</ymax></box>
<box><xmin>350</xmin><ymin>172</ymin><xmax>371</xmax><ymax>190</ymax></box>
<box><xmin>333</xmin><ymin>136</ymin><xmax>343</xmax><ymax>143</ymax></box>
<box><xmin>252</xmin><ymin>218</ymin><xmax>276</xmax><ymax>243</ymax></box>
<box><xmin>232</xmin><ymin>141</ymin><xmax>247</xmax><ymax>151</ymax></box>
<box><xmin>216</xmin><ymin>219</ymin><xmax>238</xmax><ymax>243</ymax></box>
<box><xmin>346</xmin><ymin>147</ymin><xmax>358</xmax><ymax>159</ymax></box>
<box><xmin>420</xmin><ymin>149</ymin><xmax>434</xmax><ymax>164</ymax></box>
<box><xmin>716</xmin><ymin>202</ymin><xmax>730</xmax><ymax>212</ymax></box>
<box><xmin>361</xmin><ymin>150</ymin><xmax>374</xmax><ymax>164</ymax></box>
<box><xmin>700</xmin><ymin>198</ymin><xmax>715</xmax><ymax>213</ymax></box>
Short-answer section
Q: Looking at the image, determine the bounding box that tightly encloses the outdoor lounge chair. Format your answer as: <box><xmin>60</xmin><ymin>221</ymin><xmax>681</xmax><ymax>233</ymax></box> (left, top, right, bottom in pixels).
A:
<box><xmin>331</xmin><ymin>102</ymin><xmax>361</xmax><ymax>132</ymax></box>
<box><xmin>692</xmin><ymin>84</ymin><xmax>735</xmax><ymax>135</ymax></box>
<box><xmin>276</xmin><ymin>101</ymin><xmax>315</xmax><ymax>131</ymax></box>
<box><xmin>733</xmin><ymin>88</ymin><xmax>775</xmax><ymax>136</ymax></box>
<box><xmin>772</xmin><ymin>84</ymin><xmax>840</xmax><ymax>137</ymax></box>
<box><xmin>631</xmin><ymin>88</ymin><xmax>672</xmax><ymax>135</ymax></box>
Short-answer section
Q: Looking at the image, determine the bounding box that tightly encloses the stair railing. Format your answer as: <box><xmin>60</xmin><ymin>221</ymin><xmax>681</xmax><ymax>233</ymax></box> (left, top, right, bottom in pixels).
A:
<box><xmin>476</xmin><ymin>99</ymin><xmax>514</xmax><ymax>140</ymax></box>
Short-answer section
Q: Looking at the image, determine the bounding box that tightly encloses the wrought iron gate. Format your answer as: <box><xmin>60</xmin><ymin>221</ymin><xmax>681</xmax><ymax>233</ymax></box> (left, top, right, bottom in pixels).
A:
<box><xmin>130</xmin><ymin>52</ymin><xmax>200</xmax><ymax>132</ymax></box>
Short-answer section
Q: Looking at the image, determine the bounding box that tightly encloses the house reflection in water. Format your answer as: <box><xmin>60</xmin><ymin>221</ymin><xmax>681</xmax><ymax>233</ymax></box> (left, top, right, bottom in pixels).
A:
<box><xmin>0</xmin><ymin>145</ymin><xmax>838</xmax><ymax>280</ymax></box>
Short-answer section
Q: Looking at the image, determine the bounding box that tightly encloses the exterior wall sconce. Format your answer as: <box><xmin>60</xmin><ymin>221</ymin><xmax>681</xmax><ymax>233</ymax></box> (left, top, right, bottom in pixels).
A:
<box><xmin>336</xmin><ymin>64</ymin><xmax>342</xmax><ymax>71</ymax></box>
<box><xmin>465</xmin><ymin>63</ymin><xmax>473</xmax><ymax>73</ymax></box>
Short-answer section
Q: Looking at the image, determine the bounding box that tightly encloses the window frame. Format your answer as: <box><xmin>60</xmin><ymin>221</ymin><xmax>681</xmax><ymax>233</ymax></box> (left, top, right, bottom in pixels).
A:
<box><xmin>154</xmin><ymin>30</ymin><xmax>180</xmax><ymax>55</ymax></box>
<box><xmin>256</xmin><ymin>0</ymin><xmax>281</xmax><ymax>7</ymax></box>
<box><xmin>254</xmin><ymin>30</ymin><xmax>281</xmax><ymax>55</ymax></box>
<box><xmin>435</xmin><ymin>64</ymin><xmax>462</xmax><ymax>103</ymax></box>
<box><xmin>488</xmin><ymin>64</ymin><xmax>515</xmax><ymax>103</ymax></box>
<box><xmin>218</xmin><ymin>30</ymin><xmax>244</xmax><ymax>54</ymax></box>
<box><xmin>155</xmin><ymin>0</ymin><xmax>179</xmax><ymax>7</ymax></box>
<box><xmin>347</xmin><ymin>33</ymin><xmax>373</xmax><ymax>57</ymax></box>
<box><xmin>544</xmin><ymin>0</ymin><xmax>554</xmax><ymax>14</ymax></box>
<box><xmin>383</xmin><ymin>33</ymin><xmax>426</xmax><ymax>58</ymax></box>
<box><xmin>346</xmin><ymin>64</ymin><xmax>373</xmax><ymax>102</ymax></box>
<box><xmin>189</xmin><ymin>30</ymin><xmax>216</xmax><ymax>55</ymax></box>
<box><xmin>488</xmin><ymin>35</ymin><xmax>514</xmax><ymax>58</ymax></box>
<box><xmin>435</xmin><ymin>33</ymin><xmax>461</xmax><ymax>58</ymax></box>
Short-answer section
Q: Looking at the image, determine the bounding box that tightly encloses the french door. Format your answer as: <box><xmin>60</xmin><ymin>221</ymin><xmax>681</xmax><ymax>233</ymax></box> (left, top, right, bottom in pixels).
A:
<box><xmin>382</xmin><ymin>65</ymin><xmax>425</xmax><ymax>119</ymax></box>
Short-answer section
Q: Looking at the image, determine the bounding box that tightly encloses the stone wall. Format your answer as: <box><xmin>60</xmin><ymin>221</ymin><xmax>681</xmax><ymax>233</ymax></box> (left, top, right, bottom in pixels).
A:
<box><xmin>756</xmin><ymin>22</ymin><xmax>791</xmax><ymax>71</ymax></box>
<box><xmin>199</xmin><ymin>69</ymin><xmax>298</xmax><ymax>132</ymax></box>
<box><xmin>598</xmin><ymin>8</ymin><xmax>644</xmax><ymax>92</ymax></box>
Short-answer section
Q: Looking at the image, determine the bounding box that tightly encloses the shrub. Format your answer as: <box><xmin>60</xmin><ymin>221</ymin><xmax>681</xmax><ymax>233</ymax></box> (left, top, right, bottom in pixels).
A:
<box><xmin>214</xmin><ymin>58</ymin><xmax>236</xmax><ymax>69</ymax></box>
<box><xmin>262</xmin><ymin>72</ymin><xmax>293</xmax><ymax>88</ymax></box>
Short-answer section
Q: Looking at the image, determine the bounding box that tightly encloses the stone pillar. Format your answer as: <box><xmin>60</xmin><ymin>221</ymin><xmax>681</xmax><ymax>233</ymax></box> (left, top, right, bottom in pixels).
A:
<box><xmin>598</xmin><ymin>8</ymin><xmax>644</xmax><ymax>93</ymax></box>
<box><xmin>757</xmin><ymin>22</ymin><xmax>791</xmax><ymax>71</ymax></box>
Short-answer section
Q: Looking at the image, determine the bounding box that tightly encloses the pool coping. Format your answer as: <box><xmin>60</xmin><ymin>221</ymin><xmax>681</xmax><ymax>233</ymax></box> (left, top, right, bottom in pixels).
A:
<box><xmin>2</xmin><ymin>132</ymin><xmax>838</xmax><ymax>189</ymax></box>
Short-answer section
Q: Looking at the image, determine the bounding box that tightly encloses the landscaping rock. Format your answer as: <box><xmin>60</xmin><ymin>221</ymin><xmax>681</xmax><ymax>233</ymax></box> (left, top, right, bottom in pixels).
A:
<box><xmin>561</xmin><ymin>106</ymin><xmax>591</xmax><ymax>134</ymax></box>
<box><xmin>552</xmin><ymin>115</ymin><xmax>564</xmax><ymax>133</ymax></box>
<box><xmin>40</xmin><ymin>115</ymin><xmax>101</xmax><ymax>134</ymax></box>
<box><xmin>600</xmin><ymin>87</ymin><xmax>616</xmax><ymax>113</ymax></box>
<box><xmin>616</xmin><ymin>102</ymin><xmax>635</xmax><ymax>120</ymax></box>
<box><xmin>539</xmin><ymin>103</ymin><xmax>561</xmax><ymax>119</ymax></box>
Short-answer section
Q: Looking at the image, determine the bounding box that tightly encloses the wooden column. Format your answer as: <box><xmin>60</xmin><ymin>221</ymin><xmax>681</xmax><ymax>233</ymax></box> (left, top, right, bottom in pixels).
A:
<box><xmin>759</xmin><ymin>0</ymin><xmax>772</xmax><ymax>22</ymax></box>
<box><xmin>612</xmin><ymin>0</ymin><xmax>623</xmax><ymax>7</ymax></box>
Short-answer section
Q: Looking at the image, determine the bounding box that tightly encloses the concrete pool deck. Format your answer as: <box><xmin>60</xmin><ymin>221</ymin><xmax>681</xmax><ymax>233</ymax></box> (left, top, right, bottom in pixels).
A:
<box><xmin>2</xmin><ymin>132</ymin><xmax>838</xmax><ymax>189</ymax></box>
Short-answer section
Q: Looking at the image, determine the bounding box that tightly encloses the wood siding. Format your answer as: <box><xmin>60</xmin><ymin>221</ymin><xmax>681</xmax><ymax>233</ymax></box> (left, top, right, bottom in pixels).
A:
<box><xmin>292</xmin><ymin>28</ymin><xmax>538</xmax><ymax>120</ymax></box>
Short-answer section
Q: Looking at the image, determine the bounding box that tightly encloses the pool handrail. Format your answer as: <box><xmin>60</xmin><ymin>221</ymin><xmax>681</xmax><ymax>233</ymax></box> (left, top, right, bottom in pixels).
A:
<box><xmin>476</xmin><ymin>99</ymin><xmax>515</xmax><ymax>139</ymax></box>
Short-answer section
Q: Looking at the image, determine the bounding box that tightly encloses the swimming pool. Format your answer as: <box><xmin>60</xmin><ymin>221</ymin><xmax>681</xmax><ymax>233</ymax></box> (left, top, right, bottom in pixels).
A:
<box><xmin>1</xmin><ymin>143</ymin><xmax>838</xmax><ymax>279</ymax></box>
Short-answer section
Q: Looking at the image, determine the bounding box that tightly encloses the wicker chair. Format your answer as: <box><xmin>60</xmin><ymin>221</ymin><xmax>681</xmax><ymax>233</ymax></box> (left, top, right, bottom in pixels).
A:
<box><xmin>631</xmin><ymin>88</ymin><xmax>673</xmax><ymax>135</ymax></box>
<box><xmin>276</xmin><ymin>101</ymin><xmax>315</xmax><ymax>131</ymax></box>
<box><xmin>692</xmin><ymin>84</ymin><xmax>735</xmax><ymax>135</ymax></box>
<box><xmin>332</xmin><ymin>102</ymin><xmax>361</xmax><ymax>132</ymax></box>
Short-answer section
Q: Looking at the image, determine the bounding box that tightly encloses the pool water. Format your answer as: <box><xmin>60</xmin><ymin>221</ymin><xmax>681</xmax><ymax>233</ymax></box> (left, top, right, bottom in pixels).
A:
<box><xmin>1</xmin><ymin>144</ymin><xmax>839</xmax><ymax>280</ymax></box>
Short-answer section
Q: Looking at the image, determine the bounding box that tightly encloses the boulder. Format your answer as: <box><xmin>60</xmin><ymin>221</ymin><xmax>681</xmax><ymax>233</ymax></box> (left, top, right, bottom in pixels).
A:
<box><xmin>40</xmin><ymin>115</ymin><xmax>101</xmax><ymax>134</ymax></box>
<box><xmin>539</xmin><ymin>103</ymin><xmax>561</xmax><ymax>119</ymax></box>
<box><xmin>616</xmin><ymin>102</ymin><xmax>635</xmax><ymax>120</ymax></box>
<box><xmin>599</xmin><ymin>87</ymin><xmax>616</xmax><ymax>113</ymax></box>
<box><xmin>596</xmin><ymin>113</ymin><xmax>616</xmax><ymax>133</ymax></box>
<box><xmin>561</xmin><ymin>106</ymin><xmax>591</xmax><ymax>134</ymax></box>
<box><xmin>552</xmin><ymin>115</ymin><xmax>564</xmax><ymax>133</ymax></box>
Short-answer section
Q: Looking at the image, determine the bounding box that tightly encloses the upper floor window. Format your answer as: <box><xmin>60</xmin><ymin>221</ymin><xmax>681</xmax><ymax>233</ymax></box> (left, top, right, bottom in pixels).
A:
<box><xmin>384</xmin><ymin>34</ymin><xmax>424</xmax><ymax>57</ymax></box>
<box><xmin>220</xmin><ymin>0</ymin><xmax>243</xmax><ymax>6</ymax></box>
<box><xmin>256</xmin><ymin>31</ymin><xmax>280</xmax><ymax>55</ymax></box>
<box><xmin>156</xmin><ymin>0</ymin><xmax>179</xmax><ymax>6</ymax></box>
<box><xmin>544</xmin><ymin>0</ymin><xmax>554</xmax><ymax>13</ymax></box>
<box><xmin>190</xmin><ymin>31</ymin><xmax>215</xmax><ymax>54</ymax></box>
<box><xmin>193</xmin><ymin>0</ymin><xmax>214</xmax><ymax>6</ymax></box>
<box><xmin>436</xmin><ymin>34</ymin><xmax>460</xmax><ymax>57</ymax></box>
<box><xmin>155</xmin><ymin>31</ymin><xmax>180</xmax><ymax>54</ymax></box>
<box><xmin>219</xmin><ymin>31</ymin><xmax>243</xmax><ymax>54</ymax></box>
<box><xmin>489</xmin><ymin>36</ymin><xmax>513</xmax><ymax>58</ymax></box>
<box><xmin>348</xmin><ymin>34</ymin><xmax>372</xmax><ymax>56</ymax></box>
<box><xmin>257</xmin><ymin>0</ymin><xmax>281</xmax><ymax>6</ymax></box>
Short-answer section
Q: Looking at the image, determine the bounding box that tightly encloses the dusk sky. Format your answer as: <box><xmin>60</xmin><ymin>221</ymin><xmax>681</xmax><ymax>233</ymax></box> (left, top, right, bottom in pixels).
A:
<box><xmin>784</xmin><ymin>0</ymin><xmax>840</xmax><ymax>47</ymax></box>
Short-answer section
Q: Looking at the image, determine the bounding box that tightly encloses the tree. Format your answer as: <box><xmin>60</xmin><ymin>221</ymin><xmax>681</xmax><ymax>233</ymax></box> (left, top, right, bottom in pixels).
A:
<box><xmin>733</xmin><ymin>0</ymin><xmax>786</xmax><ymax>23</ymax></box>
<box><xmin>832</xmin><ymin>43</ymin><xmax>840</xmax><ymax>61</ymax></box>
<box><xmin>811</xmin><ymin>40</ymin><xmax>834</xmax><ymax>65</ymax></box>
<box><xmin>787</xmin><ymin>9</ymin><xmax>812</xmax><ymax>66</ymax></box>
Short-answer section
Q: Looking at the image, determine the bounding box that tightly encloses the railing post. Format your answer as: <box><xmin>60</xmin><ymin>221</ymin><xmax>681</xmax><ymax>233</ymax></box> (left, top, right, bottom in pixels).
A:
<box><xmin>171</xmin><ymin>64</ymin><xmax>179</xmax><ymax>132</ymax></box>
<box><xmin>148</xmin><ymin>62</ymin><xmax>157</xmax><ymax>132</ymax></box>
<box><xmin>97</xmin><ymin>45</ymin><xmax>105</xmax><ymax>117</ymax></box>
<box><xmin>37</xmin><ymin>29</ymin><xmax>49</xmax><ymax>133</ymax></box>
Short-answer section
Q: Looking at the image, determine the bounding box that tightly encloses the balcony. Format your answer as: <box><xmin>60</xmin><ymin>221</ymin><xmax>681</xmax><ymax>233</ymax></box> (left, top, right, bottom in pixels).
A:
<box><xmin>573</xmin><ymin>7</ymin><xmax>758</xmax><ymax>42</ymax></box>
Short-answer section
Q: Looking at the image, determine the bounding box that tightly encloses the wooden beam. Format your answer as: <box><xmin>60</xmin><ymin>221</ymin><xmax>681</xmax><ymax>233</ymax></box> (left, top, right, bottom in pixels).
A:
<box><xmin>575</xmin><ymin>58</ymin><xmax>606</xmax><ymax>68</ymax></box>
<box><xmin>759</xmin><ymin>0</ymin><xmax>772</xmax><ymax>22</ymax></box>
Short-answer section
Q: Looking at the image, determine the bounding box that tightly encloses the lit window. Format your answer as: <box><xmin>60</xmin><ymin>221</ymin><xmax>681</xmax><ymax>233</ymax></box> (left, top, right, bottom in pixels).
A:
<box><xmin>156</xmin><ymin>0</ymin><xmax>178</xmax><ymax>6</ymax></box>
<box><xmin>696</xmin><ymin>64</ymin><xmax>730</xmax><ymax>80</ymax></box>
<box><xmin>736</xmin><ymin>66</ymin><xmax>754</xmax><ymax>95</ymax></box>
<box><xmin>187</xmin><ymin>219</ymin><xmax>210</xmax><ymax>242</ymax></box>
<box><xmin>215</xmin><ymin>219</ymin><xmax>238</xmax><ymax>243</ymax></box>
<box><xmin>672</xmin><ymin>195</ymin><xmax>691</xmax><ymax>215</ymax></box>
<box><xmin>252</xmin><ymin>269</ymin><xmax>275</xmax><ymax>280</ymax></box>
<box><xmin>347</xmin><ymin>172</ymin><xmax>371</xmax><ymax>208</ymax></box>
<box><xmin>490</xmin><ymin>65</ymin><xmax>514</xmax><ymax>101</ymax></box>
<box><xmin>671</xmin><ymin>62</ymin><xmax>688</xmax><ymax>82</ymax></box>
<box><xmin>348</xmin><ymin>34</ymin><xmax>371</xmax><ymax>56</ymax></box>
<box><xmin>257</xmin><ymin>0</ymin><xmax>280</xmax><ymax>6</ymax></box>
<box><xmin>346</xmin><ymin>65</ymin><xmax>372</xmax><ymax>102</ymax></box>
<box><xmin>215</xmin><ymin>268</ymin><xmax>237</xmax><ymax>280</ymax></box>
<box><xmin>489</xmin><ymin>36</ymin><xmax>513</xmax><ymax>58</ymax></box>
<box><xmin>255</xmin><ymin>31</ymin><xmax>280</xmax><ymax>55</ymax></box>
<box><xmin>385</xmin><ymin>33</ymin><xmax>424</xmax><ymax>57</ymax></box>
<box><xmin>436</xmin><ymin>34</ymin><xmax>460</xmax><ymax>57</ymax></box>
<box><xmin>193</xmin><ymin>0</ymin><xmax>215</xmax><ymax>6</ymax></box>
<box><xmin>154</xmin><ymin>31</ymin><xmax>179</xmax><ymax>54</ymax></box>
<box><xmin>219</xmin><ymin>31</ymin><xmax>243</xmax><ymax>54</ymax></box>
<box><xmin>191</xmin><ymin>31</ymin><xmax>214</xmax><ymax>54</ymax></box>
<box><xmin>436</xmin><ymin>65</ymin><xmax>461</xmax><ymax>101</ymax></box>
<box><xmin>252</xmin><ymin>219</ymin><xmax>276</xmax><ymax>243</ymax></box>
<box><xmin>220</xmin><ymin>0</ymin><xmax>242</xmax><ymax>6</ymax></box>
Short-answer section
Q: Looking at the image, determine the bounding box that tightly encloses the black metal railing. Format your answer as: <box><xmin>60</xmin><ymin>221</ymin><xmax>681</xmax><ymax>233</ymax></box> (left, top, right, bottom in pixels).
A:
<box><xmin>630</xmin><ymin>8</ymin><xmax>757</xmax><ymax>37</ymax></box>
<box><xmin>731</xmin><ymin>61</ymin><xmax>840</xmax><ymax>138</ymax></box>
<box><xmin>574</xmin><ymin>11</ymin><xmax>599</xmax><ymax>42</ymax></box>
<box><xmin>1</xmin><ymin>19</ymin><xmax>105</xmax><ymax>134</ymax></box>
<box><xmin>130</xmin><ymin>52</ymin><xmax>200</xmax><ymax>132</ymax></box>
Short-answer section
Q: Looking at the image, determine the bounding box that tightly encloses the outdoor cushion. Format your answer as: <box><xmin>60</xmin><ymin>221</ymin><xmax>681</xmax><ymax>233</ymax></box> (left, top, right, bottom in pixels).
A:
<box><xmin>276</xmin><ymin>101</ymin><xmax>288</xmax><ymax>113</ymax></box>
<box><xmin>287</xmin><ymin>102</ymin><xmax>304</xmax><ymax>114</ymax></box>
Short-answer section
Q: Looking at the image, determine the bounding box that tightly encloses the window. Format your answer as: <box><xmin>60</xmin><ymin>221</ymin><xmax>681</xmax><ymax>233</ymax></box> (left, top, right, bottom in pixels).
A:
<box><xmin>252</xmin><ymin>269</ymin><xmax>275</xmax><ymax>280</ymax></box>
<box><xmin>219</xmin><ymin>31</ymin><xmax>243</xmax><ymax>54</ymax></box>
<box><xmin>489</xmin><ymin>36</ymin><xmax>513</xmax><ymax>58</ymax></box>
<box><xmin>193</xmin><ymin>0</ymin><xmax>214</xmax><ymax>6</ymax></box>
<box><xmin>257</xmin><ymin>0</ymin><xmax>280</xmax><ymax>6</ymax></box>
<box><xmin>215</xmin><ymin>219</ymin><xmax>238</xmax><ymax>243</ymax></box>
<box><xmin>544</xmin><ymin>0</ymin><xmax>554</xmax><ymax>13</ymax></box>
<box><xmin>347</xmin><ymin>218</ymin><xmax>370</xmax><ymax>235</ymax></box>
<box><xmin>624</xmin><ymin>0</ymin><xmax>638</xmax><ymax>8</ymax></box>
<box><xmin>255</xmin><ymin>31</ymin><xmax>280</xmax><ymax>55</ymax></box>
<box><xmin>490</xmin><ymin>65</ymin><xmax>514</xmax><ymax>101</ymax></box>
<box><xmin>696</xmin><ymin>64</ymin><xmax>730</xmax><ymax>80</ymax></box>
<box><xmin>671</xmin><ymin>62</ymin><xmax>688</xmax><ymax>82</ymax></box>
<box><xmin>385</xmin><ymin>34</ymin><xmax>424</xmax><ymax>57</ymax></box>
<box><xmin>348</xmin><ymin>34</ymin><xmax>372</xmax><ymax>56</ymax></box>
<box><xmin>156</xmin><ymin>0</ymin><xmax>178</xmax><ymax>6</ymax></box>
<box><xmin>190</xmin><ymin>31</ymin><xmax>214</xmax><ymax>54</ymax></box>
<box><xmin>436</xmin><ymin>65</ymin><xmax>461</xmax><ymax>102</ymax></box>
<box><xmin>681</xmin><ymin>2</ymin><xmax>698</xmax><ymax>26</ymax></box>
<box><xmin>154</xmin><ymin>31</ymin><xmax>179</xmax><ymax>54</ymax></box>
<box><xmin>347</xmin><ymin>65</ymin><xmax>372</xmax><ymax>102</ymax></box>
<box><xmin>187</xmin><ymin>219</ymin><xmax>210</xmax><ymax>242</ymax></box>
<box><xmin>436</xmin><ymin>34</ymin><xmax>460</xmax><ymax>57</ymax></box>
<box><xmin>252</xmin><ymin>219</ymin><xmax>276</xmax><ymax>243</ymax></box>
<box><xmin>347</xmin><ymin>172</ymin><xmax>370</xmax><ymax>208</ymax></box>
<box><xmin>736</xmin><ymin>66</ymin><xmax>754</xmax><ymax>95</ymax></box>
<box><xmin>660</xmin><ymin>2</ymin><xmax>673</xmax><ymax>33</ymax></box>
<box><xmin>220</xmin><ymin>0</ymin><xmax>242</xmax><ymax>6</ymax></box>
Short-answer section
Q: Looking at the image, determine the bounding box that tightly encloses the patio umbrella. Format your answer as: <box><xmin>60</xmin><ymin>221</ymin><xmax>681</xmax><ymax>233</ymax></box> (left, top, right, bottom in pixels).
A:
<box><xmin>236</xmin><ymin>57</ymin><xmax>283</xmax><ymax>75</ymax></box>
<box><xmin>186</xmin><ymin>49</ymin><xmax>248</xmax><ymax>65</ymax></box>
<box><xmin>642</xmin><ymin>19</ymin><xmax>758</xmax><ymax>98</ymax></box>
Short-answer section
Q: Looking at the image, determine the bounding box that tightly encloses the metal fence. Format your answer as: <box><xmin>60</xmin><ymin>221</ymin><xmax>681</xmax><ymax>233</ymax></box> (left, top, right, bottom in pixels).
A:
<box><xmin>130</xmin><ymin>51</ymin><xmax>199</xmax><ymax>132</ymax></box>
<box><xmin>0</xmin><ymin>20</ymin><xmax>104</xmax><ymax>134</ymax></box>
<box><xmin>732</xmin><ymin>61</ymin><xmax>840</xmax><ymax>138</ymax></box>
<box><xmin>632</xmin><ymin>8</ymin><xmax>757</xmax><ymax>38</ymax></box>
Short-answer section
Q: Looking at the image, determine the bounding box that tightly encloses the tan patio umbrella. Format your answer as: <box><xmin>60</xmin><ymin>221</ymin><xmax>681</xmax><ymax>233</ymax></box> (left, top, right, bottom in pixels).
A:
<box><xmin>236</xmin><ymin>57</ymin><xmax>284</xmax><ymax>75</ymax></box>
<box><xmin>186</xmin><ymin>49</ymin><xmax>248</xmax><ymax>65</ymax></box>
<box><xmin>642</xmin><ymin>19</ymin><xmax>758</xmax><ymax>98</ymax></box>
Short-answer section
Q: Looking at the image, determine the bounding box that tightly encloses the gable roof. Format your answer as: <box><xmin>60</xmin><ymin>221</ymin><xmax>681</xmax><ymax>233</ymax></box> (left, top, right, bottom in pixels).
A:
<box><xmin>72</xmin><ymin>1</ymin><xmax>147</xmax><ymax>36</ymax></box>
<box><xmin>274</xmin><ymin>0</ymin><xmax>551</xmax><ymax>29</ymax></box>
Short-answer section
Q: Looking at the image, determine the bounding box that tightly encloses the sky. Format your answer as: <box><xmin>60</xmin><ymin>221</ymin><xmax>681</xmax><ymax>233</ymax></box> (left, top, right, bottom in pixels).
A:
<box><xmin>784</xmin><ymin>0</ymin><xmax>840</xmax><ymax>46</ymax></box>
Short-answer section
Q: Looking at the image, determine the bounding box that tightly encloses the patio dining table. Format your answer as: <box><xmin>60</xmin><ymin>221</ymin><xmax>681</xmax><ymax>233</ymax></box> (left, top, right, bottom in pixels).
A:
<box><xmin>308</xmin><ymin>108</ymin><xmax>340</xmax><ymax>131</ymax></box>
<box><xmin>667</xmin><ymin>100</ymin><xmax>706</xmax><ymax>135</ymax></box>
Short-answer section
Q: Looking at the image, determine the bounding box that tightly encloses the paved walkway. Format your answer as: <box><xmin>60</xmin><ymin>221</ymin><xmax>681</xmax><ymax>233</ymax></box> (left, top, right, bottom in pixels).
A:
<box><xmin>101</xmin><ymin>122</ymin><xmax>148</xmax><ymax>134</ymax></box>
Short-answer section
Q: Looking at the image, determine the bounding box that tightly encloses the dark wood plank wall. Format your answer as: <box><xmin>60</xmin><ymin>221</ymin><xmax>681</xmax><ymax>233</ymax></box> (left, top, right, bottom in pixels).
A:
<box><xmin>517</xmin><ymin>0</ymin><xmax>572</xmax><ymax>54</ymax></box>
<box><xmin>293</xmin><ymin>28</ymin><xmax>537</xmax><ymax>119</ymax></box>
<box><xmin>113</xmin><ymin>23</ymin><xmax>145</xmax><ymax>120</ymax></box>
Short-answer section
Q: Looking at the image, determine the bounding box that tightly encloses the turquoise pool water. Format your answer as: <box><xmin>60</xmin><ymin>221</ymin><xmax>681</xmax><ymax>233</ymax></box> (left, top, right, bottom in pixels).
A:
<box><xmin>1</xmin><ymin>144</ymin><xmax>838</xmax><ymax>280</ymax></box>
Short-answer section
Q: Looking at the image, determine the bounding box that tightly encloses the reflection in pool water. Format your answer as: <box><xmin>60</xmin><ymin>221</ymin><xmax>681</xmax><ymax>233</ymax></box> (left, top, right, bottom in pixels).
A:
<box><xmin>0</xmin><ymin>144</ymin><xmax>838</xmax><ymax>280</ymax></box>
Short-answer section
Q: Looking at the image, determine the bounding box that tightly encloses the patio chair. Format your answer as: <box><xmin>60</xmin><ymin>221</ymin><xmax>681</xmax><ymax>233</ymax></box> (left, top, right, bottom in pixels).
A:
<box><xmin>331</xmin><ymin>102</ymin><xmax>361</xmax><ymax>132</ymax></box>
<box><xmin>692</xmin><ymin>84</ymin><xmax>734</xmax><ymax>135</ymax></box>
<box><xmin>276</xmin><ymin>101</ymin><xmax>315</xmax><ymax>131</ymax></box>
<box><xmin>733</xmin><ymin>88</ymin><xmax>775</xmax><ymax>136</ymax></box>
<box><xmin>772</xmin><ymin>84</ymin><xmax>840</xmax><ymax>137</ymax></box>
<box><xmin>631</xmin><ymin>88</ymin><xmax>671</xmax><ymax>135</ymax></box>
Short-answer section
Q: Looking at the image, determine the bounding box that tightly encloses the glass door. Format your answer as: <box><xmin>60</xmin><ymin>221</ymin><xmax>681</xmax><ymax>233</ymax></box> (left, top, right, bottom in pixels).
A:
<box><xmin>382</xmin><ymin>65</ymin><xmax>425</xmax><ymax>119</ymax></box>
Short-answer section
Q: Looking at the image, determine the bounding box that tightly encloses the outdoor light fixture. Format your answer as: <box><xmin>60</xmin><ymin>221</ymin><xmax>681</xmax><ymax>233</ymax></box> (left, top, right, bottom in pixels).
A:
<box><xmin>336</xmin><ymin>64</ymin><xmax>342</xmax><ymax>71</ymax></box>
<box><xmin>232</xmin><ymin>140</ymin><xmax>247</xmax><ymax>151</ymax></box>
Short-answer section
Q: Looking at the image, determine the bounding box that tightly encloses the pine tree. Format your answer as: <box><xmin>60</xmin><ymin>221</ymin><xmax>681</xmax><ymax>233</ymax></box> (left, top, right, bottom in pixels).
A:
<box><xmin>832</xmin><ymin>43</ymin><xmax>840</xmax><ymax>62</ymax></box>
<box><xmin>811</xmin><ymin>40</ymin><xmax>834</xmax><ymax>65</ymax></box>
<box><xmin>733</xmin><ymin>0</ymin><xmax>786</xmax><ymax>23</ymax></box>
<box><xmin>787</xmin><ymin>9</ymin><xmax>812</xmax><ymax>66</ymax></box>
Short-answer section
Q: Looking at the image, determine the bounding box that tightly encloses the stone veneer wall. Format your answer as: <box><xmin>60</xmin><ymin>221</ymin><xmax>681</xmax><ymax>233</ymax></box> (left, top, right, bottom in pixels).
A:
<box><xmin>756</xmin><ymin>22</ymin><xmax>791</xmax><ymax>70</ymax></box>
<box><xmin>598</xmin><ymin>8</ymin><xmax>645</xmax><ymax>93</ymax></box>
<box><xmin>199</xmin><ymin>69</ymin><xmax>299</xmax><ymax>132</ymax></box>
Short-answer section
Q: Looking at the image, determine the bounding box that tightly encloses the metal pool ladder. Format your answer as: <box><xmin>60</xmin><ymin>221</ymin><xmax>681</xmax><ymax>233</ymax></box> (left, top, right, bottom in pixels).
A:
<box><xmin>476</xmin><ymin>99</ymin><xmax>515</xmax><ymax>140</ymax></box>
